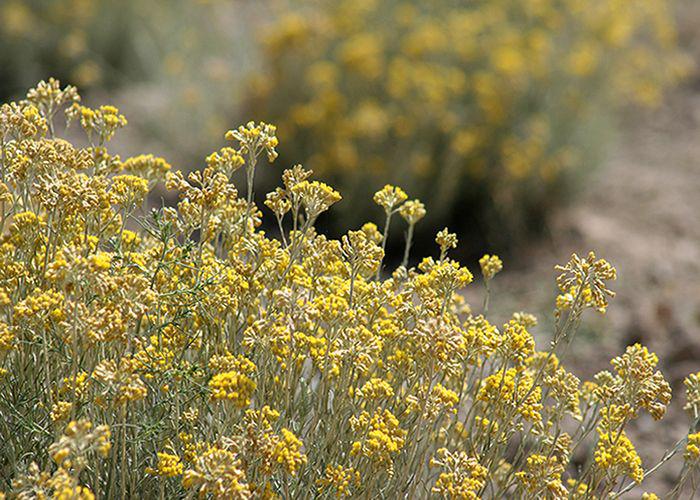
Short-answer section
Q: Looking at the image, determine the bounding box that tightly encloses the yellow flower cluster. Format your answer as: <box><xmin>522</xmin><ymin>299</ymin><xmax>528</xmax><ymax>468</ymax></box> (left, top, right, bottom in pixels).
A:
<box><xmin>350</xmin><ymin>409</ymin><xmax>406</xmax><ymax>470</ymax></box>
<box><xmin>555</xmin><ymin>251</ymin><xmax>618</xmax><ymax>315</ymax></box>
<box><xmin>316</xmin><ymin>464</ymin><xmax>361</xmax><ymax>497</ymax></box>
<box><xmin>683</xmin><ymin>371</ymin><xmax>700</xmax><ymax>418</ymax></box>
<box><xmin>478</xmin><ymin>367</ymin><xmax>543</xmax><ymax>424</ymax></box>
<box><xmin>479</xmin><ymin>254</ymin><xmax>503</xmax><ymax>281</ymax></box>
<box><xmin>358</xmin><ymin>377</ymin><xmax>394</xmax><ymax>402</ymax></box>
<box><xmin>182</xmin><ymin>446</ymin><xmax>251</xmax><ymax>499</ymax></box>
<box><xmin>120</xmin><ymin>154</ymin><xmax>172</xmax><ymax>183</ymax></box>
<box><xmin>516</xmin><ymin>453</ymin><xmax>568</xmax><ymax>497</ymax></box>
<box><xmin>594</xmin><ymin>430</ymin><xmax>644</xmax><ymax>484</ymax></box>
<box><xmin>252</xmin><ymin>0</ymin><xmax>689</xmax><ymax>238</ymax></box>
<box><xmin>11</xmin><ymin>463</ymin><xmax>98</xmax><ymax>500</ymax></box>
<box><xmin>273</xmin><ymin>429</ymin><xmax>307</xmax><ymax>476</ymax></box>
<box><xmin>0</xmin><ymin>81</ymin><xmax>696</xmax><ymax>498</ymax></box>
<box><xmin>430</xmin><ymin>448</ymin><xmax>487</xmax><ymax>499</ymax></box>
<box><xmin>146</xmin><ymin>452</ymin><xmax>184</xmax><ymax>478</ymax></box>
<box><xmin>48</xmin><ymin>419</ymin><xmax>111</xmax><ymax>477</ymax></box>
<box><xmin>685</xmin><ymin>433</ymin><xmax>700</xmax><ymax>463</ymax></box>
<box><xmin>208</xmin><ymin>355</ymin><xmax>257</xmax><ymax>408</ymax></box>
<box><xmin>0</xmin><ymin>322</ymin><xmax>14</xmax><ymax>352</ymax></box>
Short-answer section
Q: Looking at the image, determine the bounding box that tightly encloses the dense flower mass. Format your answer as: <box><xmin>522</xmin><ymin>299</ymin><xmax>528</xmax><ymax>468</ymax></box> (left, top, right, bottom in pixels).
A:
<box><xmin>0</xmin><ymin>80</ymin><xmax>697</xmax><ymax>498</ymax></box>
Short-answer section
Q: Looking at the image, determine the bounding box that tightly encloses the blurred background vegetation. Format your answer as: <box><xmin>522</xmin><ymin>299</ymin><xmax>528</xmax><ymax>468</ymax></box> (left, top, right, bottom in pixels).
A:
<box><xmin>1</xmin><ymin>0</ymin><xmax>695</xmax><ymax>260</ymax></box>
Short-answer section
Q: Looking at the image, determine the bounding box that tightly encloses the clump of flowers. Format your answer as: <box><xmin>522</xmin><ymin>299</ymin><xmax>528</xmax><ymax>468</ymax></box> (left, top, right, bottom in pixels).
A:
<box><xmin>431</xmin><ymin>448</ymin><xmax>487</xmax><ymax>499</ymax></box>
<box><xmin>350</xmin><ymin>409</ymin><xmax>406</xmax><ymax>472</ymax></box>
<box><xmin>208</xmin><ymin>354</ymin><xmax>257</xmax><ymax>408</ymax></box>
<box><xmin>146</xmin><ymin>451</ymin><xmax>183</xmax><ymax>478</ymax></box>
<box><xmin>182</xmin><ymin>446</ymin><xmax>251</xmax><ymax>499</ymax></box>
<box><xmin>316</xmin><ymin>464</ymin><xmax>361</xmax><ymax>497</ymax></box>
<box><xmin>0</xmin><ymin>81</ymin><xmax>696</xmax><ymax>498</ymax></box>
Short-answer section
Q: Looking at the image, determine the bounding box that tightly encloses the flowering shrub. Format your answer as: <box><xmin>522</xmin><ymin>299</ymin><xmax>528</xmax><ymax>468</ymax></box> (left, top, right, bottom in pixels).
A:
<box><xmin>0</xmin><ymin>80</ymin><xmax>698</xmax><ymax>498</ymax></box>
<box><xmin>1</xmin><ymin>0</ymin><xmax>246</xmax><ymax>85</ymax></box>
<box><xmin>250</xmin><ymin>0</ymin><xmax>689</xmax><ymax>244</ymax></box>
<box><xmin>0</xmin><ymin>0</ymin><xmax>142</xmax><ymax>92</ymax></box>
<box><xmin>0</xmin><ymin>0</ymin><xmax>261</xmax><ymax>161</ymax></box>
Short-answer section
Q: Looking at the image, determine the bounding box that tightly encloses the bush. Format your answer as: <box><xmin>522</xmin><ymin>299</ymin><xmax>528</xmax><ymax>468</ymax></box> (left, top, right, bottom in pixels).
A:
<box><xmin>249</xmin><ymin>0</ymin><xmax>688</xmax><ymax>250</ymax></box>
<box><xmin>0</xmin><ymin>80</ymin><xmax>699</xmax><ymax>498</ymax></box>
<box><xmin>0</xmin><ymin>1</ymin><xmax>272</xmax><ymax>167</ymax></box>
<box><xmin>0</xmin><ymin>0</ymin><xmax>240</xmax><ymax>105</ymax></box>
<box><xmin>0</xmin><ymin>0</ymin><xmax>145</xmax><ymax>96</ymax></box>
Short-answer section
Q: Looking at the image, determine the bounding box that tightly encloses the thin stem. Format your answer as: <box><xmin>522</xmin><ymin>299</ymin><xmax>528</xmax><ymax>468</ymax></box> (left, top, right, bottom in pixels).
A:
<box><xmin>376</xmin><ymin>211</ymin><xmax>392</xmax><ymax>280</ymax></box>
<box><xmin>401</xmin><ymin>223</ymin><xmax>415</xmax><ymax>268</ymax></box>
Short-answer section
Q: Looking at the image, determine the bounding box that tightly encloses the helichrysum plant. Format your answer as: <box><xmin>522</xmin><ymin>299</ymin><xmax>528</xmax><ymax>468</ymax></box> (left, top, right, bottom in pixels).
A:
<box><xmin>0</xmin><ymin>0</ymin><xmax>261</xmax><ymax>162</ymax></box>
<box><xmin>0</xmin><ymin>79</ymin><xmax>698</xmax><ymax>499</ymax></box>
<box><xmin>250</xmin><ymin>0</ymin><xmax>690</xmax><ymax>245</ymax></box>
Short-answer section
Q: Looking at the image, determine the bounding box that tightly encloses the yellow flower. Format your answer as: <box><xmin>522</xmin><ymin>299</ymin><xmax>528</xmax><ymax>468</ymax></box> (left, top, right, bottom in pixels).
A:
<box><xmin>435</xmin><ymin>228</ymin><xmax>458</xmax><ymax>256</ymax></box>
<box><xmin>685</xmin><ymin>432</ymin><xmax>700</xmax><ymax>463</ymax></box>
<box><xmin>478</xmin><ymin>368</ymin><xmax>543</xmax><ymax>424</ymax></box>
<box><xmin>49</xmin><ymin>420</ymin><xmax>111</xmax><ymax>471</ymax></box>
<box><xmin>516</xmin><ymin>454</ymin><xmax>568</xmax><ymax>498</ymax></box>
<box><xmin>398</xmin><ymin>199</ymin><xmax>426</xmax><ymax>225</ymax></box>
<box><xmin>350</xmin><ymin>409</ymin><xmax>406</xmax><ymax>469</ymax></box>
<box><xmin>479</xmin><ymin>254</ymin><xmax>503</xmax><ymax>281</ymax></box>
<box><xmin>66</xmin><ymin>102</ymin><xmax>127</xmax><ymax>143</ymax></box>
<box><xmin>316</xmin><ymin>464</ymin><xmax>361</xmax><ymax>497</ymax></box>
<box><xmin>373</xmin><ymin>184</ymin><xmax>407</xmax><ymax>213</ymax></box>
<box><xmin>341</xmin><ymin>229</ymin><xmax>384</xmax><ymax>278</ymax></box>
<box><xmin>0</xmin><ymin>322</ymin><xmax>15</xmax><ymax>351</ymax></box>
<box><xmin>358</xmin><ymin>378</ymin><xmax>394</xmax><ymax>401</ymax></box>
<box><xmin>594</xmin><ymin>430</ymin><xmax>643</xmax><ymax>484</ymax></box>
<box><xmin>683</xmin><ymin>372</ymin><xmax>700</xmax><ymax>418</ymax></box>
<box><xmin>273</xmin><ymin>429</ymin><xmax>307</xmax><ymax>476</ymax></box>
<box><xmin>593</xmin><ymin>344</ymin><xmax>672</xmax><ymax>421</ymax></box>
<box><xmin>147</xmin><ymin>452</ymin><xmax>184</xmax><ymax>478</ymax></box>
<box><xmin>225</xmin><ymin>121</ymin><xmax>278</xmax><ymax>163</ymax></box>
<box><xmin>430</xmin><ymin>448</ymin><xmax>487</xmax><ymax>499</ymax></box>
<box><xmin>120</xmin><ymin>153</ymin><xmax>172</xmax><ymax>181</ymax></box>
<box><xmin>93</xmin><ymin>358</ymin><xmax>148</xmax><ymax>406</ymax></box>
<box><xmin>50</xmin><ymin>402</ymin><xmax>73</xmax><ymax>424</ymax></box>
<box><xmin>291</xmin><ymin>180</ymin><xmax>342</xmax><ymax>219</ymax></box>
<box><xmin>182</xmin><ymin>446</ymin><xmax>251</xmax><ymax>499</ymax></box>
<box><xmin>555</xmin><ymin>251</ymin><xmax>617</xmax><ymax>314</ymax></box>
<box><xmin>110</xmin><ymin>174</ymin><xmax>149</xmax><ymax>206</ymax></box>
<box><xmin>209</xmin><ymin>355</ymin><xmax>257</xmax><ymax>408</ymax></box>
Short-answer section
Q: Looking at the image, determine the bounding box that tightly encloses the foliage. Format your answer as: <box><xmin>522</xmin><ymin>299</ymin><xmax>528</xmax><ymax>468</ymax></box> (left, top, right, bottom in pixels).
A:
<box><xmin>0</xmin><ymin>0</ymin><xmax>144</xmax><ymax>95</ymax></box>
<box><xmin>250</xmin><ymin>0</ymin><xmax>689</xmax><ymax>247</ymax></box>
<box><xmin>0</xmin><ymin>0</ymin><xmax>250</xmax><ymax>155</ymax></box>
<box><xmin>0</xmin><ymin>80</ymin><xmax>698</xmax><ymax>498</ymax></box>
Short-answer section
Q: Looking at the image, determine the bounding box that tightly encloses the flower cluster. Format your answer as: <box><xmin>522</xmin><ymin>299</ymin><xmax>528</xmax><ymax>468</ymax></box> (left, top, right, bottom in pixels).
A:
<box><xmin>0</xmin><ymin>81</ymin><xmax>695</xmax><ymax>498</ymax></box>
<box><xmin>208</xmin><ymin>354</ymin><xmax>257</xmax><ymax>408</ymax></box>
<box><xmin>430</xmin><ymin>448</ymin><xmax>487</xmax><ymax>499</ymax></box>
<box><xmin>350</xmin><ymin>409</ymin><xmax>406</xmax><ymax>471</ymax></box>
